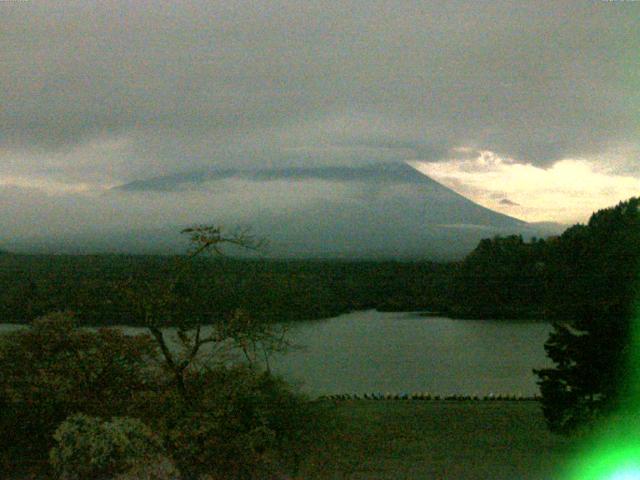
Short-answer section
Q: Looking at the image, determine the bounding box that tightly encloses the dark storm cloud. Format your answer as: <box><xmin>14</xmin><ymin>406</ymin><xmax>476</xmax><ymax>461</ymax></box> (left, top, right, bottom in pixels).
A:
<box><xmin>1</xmin><ymin>0</ymin><xmax>639</xmax><ymax>185</ymax></box>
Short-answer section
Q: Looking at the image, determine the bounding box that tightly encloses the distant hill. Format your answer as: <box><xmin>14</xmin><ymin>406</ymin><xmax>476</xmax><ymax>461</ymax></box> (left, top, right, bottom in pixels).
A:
<box><xmin>11</xmin><ymin>163</ymin><xmax>554</xmax><ymax>260</ymax></box>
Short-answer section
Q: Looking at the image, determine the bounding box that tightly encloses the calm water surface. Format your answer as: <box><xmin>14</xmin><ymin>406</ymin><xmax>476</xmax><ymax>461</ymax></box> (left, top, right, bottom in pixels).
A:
<box><xmin>0</xmin><ymin>310</ymin><xmax>552</xmax><ymax>396</ymax></box>
<box><xmin>272</xmin><ymin>310</ymin><xmax>552</xmax><ymax>396</ymax></box>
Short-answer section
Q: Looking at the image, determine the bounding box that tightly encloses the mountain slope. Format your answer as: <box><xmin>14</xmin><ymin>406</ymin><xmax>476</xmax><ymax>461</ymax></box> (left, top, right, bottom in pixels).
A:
<box><xmin>15</xmin><ymin>163</ymin><xmax>551</xmax><ymax>259</ymax></box>
<box><xmin>244</xmin><ymin>163</ymin><xmax>530</xmax><ymax>259</ymax></box>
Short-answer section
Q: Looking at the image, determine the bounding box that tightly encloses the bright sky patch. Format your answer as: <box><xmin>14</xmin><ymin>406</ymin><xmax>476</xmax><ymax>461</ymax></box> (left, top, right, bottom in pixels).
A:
<box><xmin>411</xmin><ymin>153</ymin><xmax>640</xmax><ymax>224</ymax></box>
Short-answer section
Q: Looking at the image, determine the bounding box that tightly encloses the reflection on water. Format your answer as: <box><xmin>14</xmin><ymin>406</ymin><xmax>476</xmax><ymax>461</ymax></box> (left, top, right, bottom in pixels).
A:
<box><xmin>0</xmin><ymin>310</ymin><xmax>552</xmax><ymax>396</ymax></box>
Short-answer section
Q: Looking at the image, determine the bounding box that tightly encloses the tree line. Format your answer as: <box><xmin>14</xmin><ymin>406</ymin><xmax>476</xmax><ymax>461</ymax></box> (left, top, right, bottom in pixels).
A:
<box><xmin>0</xmin><ymin>254</ymin><xmax>448</xmax><ymax>326</ymax></box>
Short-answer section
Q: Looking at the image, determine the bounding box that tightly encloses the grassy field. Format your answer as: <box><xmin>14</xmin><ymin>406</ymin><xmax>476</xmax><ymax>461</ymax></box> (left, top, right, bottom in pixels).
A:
<box><xmin>300</xmin><ymin>400</ymin><xmax>579</xmax><ymax>480</ymax></box>
<box><xmin>8</xmin><ymin>400</ymin><xmax>579</xmax><ymax>480</ymax></box>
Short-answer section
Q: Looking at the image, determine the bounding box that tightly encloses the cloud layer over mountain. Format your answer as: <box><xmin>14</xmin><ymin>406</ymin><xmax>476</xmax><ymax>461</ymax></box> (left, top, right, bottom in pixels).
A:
<box><xmin>1</xmin><ymin>1</ymin><xmax>638</xmax><ymax>250</ymax></box>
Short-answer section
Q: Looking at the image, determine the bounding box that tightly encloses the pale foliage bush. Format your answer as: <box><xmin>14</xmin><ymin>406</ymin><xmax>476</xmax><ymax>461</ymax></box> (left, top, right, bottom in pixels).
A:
<box><xmin>112</xmin><ymin>455</ymin><xmax>181</xmax><ymax>480</ymax></box>
<box><xmin>50</xmin><ymin>414</ymin><xmax>176</xmax><ymax>480</ymax></box>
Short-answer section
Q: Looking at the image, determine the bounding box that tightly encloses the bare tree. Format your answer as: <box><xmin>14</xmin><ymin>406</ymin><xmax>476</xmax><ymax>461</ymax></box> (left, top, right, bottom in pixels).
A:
<box><xmin>123</xmin><ymin>225</ymin><xmax>287</xmax><ymax>401</ymax></box>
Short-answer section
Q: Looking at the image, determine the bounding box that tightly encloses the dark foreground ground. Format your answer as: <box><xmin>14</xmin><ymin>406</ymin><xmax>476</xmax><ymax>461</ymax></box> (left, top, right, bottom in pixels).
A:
<box><xmin>9</xmin><ymin>400</ymin><xmax>578</xmax><ymax>480</ymax></box>
<box><xmin>300</xmin><ymin>400</ymin><xmax>578</xmax><ymax>480</ymax></box>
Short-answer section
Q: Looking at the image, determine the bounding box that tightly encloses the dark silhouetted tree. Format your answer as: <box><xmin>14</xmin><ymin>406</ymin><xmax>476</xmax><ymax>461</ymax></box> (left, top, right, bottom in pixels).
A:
<box><xmin>535</xmin><ymin>198</ymin><xmax>640</xmax><ymax>433</ymax></box>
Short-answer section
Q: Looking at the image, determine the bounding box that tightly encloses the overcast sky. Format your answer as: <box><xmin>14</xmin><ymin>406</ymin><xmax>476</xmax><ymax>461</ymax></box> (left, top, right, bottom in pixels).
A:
<box><xmin>1</xmin><ymin>0</ymin><xmax>639</xmax><ymax>242</ymax></box>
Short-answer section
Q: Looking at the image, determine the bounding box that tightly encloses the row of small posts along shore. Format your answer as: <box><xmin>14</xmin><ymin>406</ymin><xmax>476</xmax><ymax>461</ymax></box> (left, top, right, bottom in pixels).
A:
<box><xmin>317</xmin><ymin>393</ymin><xmax>542</xmax><ymax>401</ymax></box>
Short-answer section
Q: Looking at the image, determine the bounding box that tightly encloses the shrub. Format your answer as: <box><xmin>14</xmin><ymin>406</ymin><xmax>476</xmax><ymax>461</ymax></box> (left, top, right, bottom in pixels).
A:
<box><xmin>0</xmin><ymin>312</ymin><xmax>159</xmax><ymax>475</ymax></box>
<box><xmin>0</xmin><ymin>312</ymin><xmax>334</xmax><ymax>479</ymax></box>
<box><xmin>49</xmin><ymin>414</ymin><xmax>176</xmax><ymax>480</ymax></box>
<box><xmin>153</xmin><ymin>365</ymin><xmax>328</xmax><ymax>480</ymax></box>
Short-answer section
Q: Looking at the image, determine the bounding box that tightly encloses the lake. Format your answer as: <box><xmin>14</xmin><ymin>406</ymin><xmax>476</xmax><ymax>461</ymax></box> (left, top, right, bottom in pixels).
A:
<box><xmin>0</xmin><ymin>310</ymin><xmax>553</xmax><ymax>396</ymax></box>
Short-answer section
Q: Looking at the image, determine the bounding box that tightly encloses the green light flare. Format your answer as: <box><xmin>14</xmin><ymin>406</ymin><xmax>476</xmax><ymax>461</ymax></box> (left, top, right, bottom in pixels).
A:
<box><xmin>609</xmin><ymin>468</ymin><xmax>640</xmax><ymax>480</ymax></box>
<box><xmin>566</xmin><ymin>442</ymin><xmax>640</xmax><ymax>480</ymax></box>
<box><xmin>565</xmin><ymin>300</ymin><xmax>640</xmax><ymax>480</ymax></box>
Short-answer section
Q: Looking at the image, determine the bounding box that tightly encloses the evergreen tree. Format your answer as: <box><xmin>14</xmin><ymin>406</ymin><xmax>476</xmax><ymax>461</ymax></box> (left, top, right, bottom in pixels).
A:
<box><xmin>535</xmin><ymin>198</ymin><xmax>640</xmax><ymax>433</ymax></box>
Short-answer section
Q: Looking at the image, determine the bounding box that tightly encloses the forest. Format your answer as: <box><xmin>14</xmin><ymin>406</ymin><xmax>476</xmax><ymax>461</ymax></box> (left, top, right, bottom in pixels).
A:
<box><xmin>449</xmin><ymin>197</ymin><xmax>640</xmax><ymax>322</ymax></box>
<box><xmin>0</xmin><ymin>254</ymin><xmax>450</xmax><ymax>326</ymax></box>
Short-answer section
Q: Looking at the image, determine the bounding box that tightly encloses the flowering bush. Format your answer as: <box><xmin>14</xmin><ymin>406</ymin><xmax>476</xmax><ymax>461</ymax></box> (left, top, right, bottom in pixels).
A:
<box><xmin>49</xmin><ymin>414</ymin><xmax>176</xmax><ymax>480</ymax></box>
